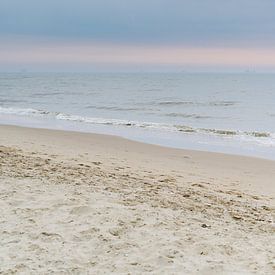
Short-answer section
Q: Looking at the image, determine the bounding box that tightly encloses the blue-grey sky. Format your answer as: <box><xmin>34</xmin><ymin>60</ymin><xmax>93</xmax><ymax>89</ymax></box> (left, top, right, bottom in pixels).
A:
<box><xmin>1</xmin><ymin>0</ymin><xmax>275</xmax><ymax>71</ymax></box>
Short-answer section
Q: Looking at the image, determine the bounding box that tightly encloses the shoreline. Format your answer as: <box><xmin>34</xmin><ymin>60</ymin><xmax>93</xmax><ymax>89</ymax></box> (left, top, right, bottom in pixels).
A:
<box><xmin>2</xmin><ymin>122</ymin><xmax>275</xmax><ymax>161</ymax></box>
<box><xmin>1</xmin><ymin>124</ymin><xmax>275</xmax><ymax>273</ymax></box>
<box><xmin>1</xmin><ymin>113</ymin><xmax>275</xmax><ymax>161</ymax></box>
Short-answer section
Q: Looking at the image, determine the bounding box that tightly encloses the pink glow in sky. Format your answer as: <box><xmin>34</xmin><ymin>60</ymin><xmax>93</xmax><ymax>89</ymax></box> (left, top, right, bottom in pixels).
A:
<box><xmin>1</xmin><ymin>40</ymin><xmax>275</xmax><ymax>71</ymax></box>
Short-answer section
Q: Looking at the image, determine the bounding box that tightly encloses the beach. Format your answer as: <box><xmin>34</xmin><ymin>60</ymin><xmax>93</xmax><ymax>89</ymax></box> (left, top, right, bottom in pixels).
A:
<box><xmin>2</xmin><ymin>0</ymin><xmax>275</xmax><ymax>273</ymax></box>
<box><xmin>0</xmin><ymin>124</ymin><xmax>274</xmax><ymax>274</ymax></box>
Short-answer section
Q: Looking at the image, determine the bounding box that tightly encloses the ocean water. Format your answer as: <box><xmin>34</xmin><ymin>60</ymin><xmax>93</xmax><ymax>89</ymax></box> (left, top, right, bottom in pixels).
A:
<box><xmin>0</xmin><ymin>72</ymin><xmax>275</xmax><ymax>159</ymax></box>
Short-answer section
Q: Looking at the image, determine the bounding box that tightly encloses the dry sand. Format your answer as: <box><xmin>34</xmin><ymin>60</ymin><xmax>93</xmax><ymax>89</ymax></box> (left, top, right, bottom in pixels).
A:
<box><xmin>0</xmin><ymin>125</ymin><xmax>274</xmax><ymax>274</ymax></box>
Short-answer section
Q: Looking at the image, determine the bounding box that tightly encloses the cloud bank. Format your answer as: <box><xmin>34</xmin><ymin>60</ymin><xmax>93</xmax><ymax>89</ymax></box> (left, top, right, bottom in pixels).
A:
<box><xmin>1</xmin><ymin>0</ymin><xmax>275</xmax><ymax>71</ymax></box>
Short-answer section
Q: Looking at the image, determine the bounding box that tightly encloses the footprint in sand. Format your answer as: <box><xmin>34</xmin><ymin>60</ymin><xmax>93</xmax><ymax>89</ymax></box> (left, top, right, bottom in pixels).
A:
<box><xmin>92</xmin><ymin>161</ymin><xmax>102</xmax><ymax>166</ymax></box>
<box><xmin>74</xmin><ymin>227</ymin><xmax>100</xmax><ymax>241</ymax></box>
<box><xmin>39</xmin><ymin>232</ymin><xmax>63</xmax><ymax>242</ymax></box>
<box><xmin>70</xmin><ymin>205</ymin><xmax>91</xmax><ymax>215</ymax></box>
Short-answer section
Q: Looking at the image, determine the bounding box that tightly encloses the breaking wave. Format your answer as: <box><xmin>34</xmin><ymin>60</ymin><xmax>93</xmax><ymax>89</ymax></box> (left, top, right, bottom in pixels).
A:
<box><xmin>0</xmin><ymin>106</ymin><xmax>274</xmax><ymax>147</ymax></box>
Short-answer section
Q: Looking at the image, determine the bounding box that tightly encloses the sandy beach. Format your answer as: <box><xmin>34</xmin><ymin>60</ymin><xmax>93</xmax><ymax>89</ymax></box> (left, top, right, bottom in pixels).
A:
<box><xmin>0</xmin><ymin>124</ymin><xmax>274</xmax><ymax>274</ymax></box>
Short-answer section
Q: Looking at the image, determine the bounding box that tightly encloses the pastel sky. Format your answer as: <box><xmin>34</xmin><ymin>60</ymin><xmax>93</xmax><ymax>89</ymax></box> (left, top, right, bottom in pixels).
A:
<box><xmin>1</xmin><ymin>0</ymin><xmax>275</xmax><ymax>72</ymax></box>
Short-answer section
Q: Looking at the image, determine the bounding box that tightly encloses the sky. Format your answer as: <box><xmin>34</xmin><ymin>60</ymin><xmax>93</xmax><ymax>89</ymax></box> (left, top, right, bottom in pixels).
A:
<box><xmin>1</xmin><ymin>0</ymin><xmax>275</xmax><ymax>72</ymax></box>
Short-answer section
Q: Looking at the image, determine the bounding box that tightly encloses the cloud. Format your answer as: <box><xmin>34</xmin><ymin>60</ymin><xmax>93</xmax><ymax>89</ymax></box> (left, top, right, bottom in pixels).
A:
<box><xmin>1</xmin><ymin>1</ymin><xmax>275</xmax><ymax>71</ymax></box>
<box><xmin>0</xmin><ymin>0</ymin><xmax>275</xmax><ymax>46</ymax></box>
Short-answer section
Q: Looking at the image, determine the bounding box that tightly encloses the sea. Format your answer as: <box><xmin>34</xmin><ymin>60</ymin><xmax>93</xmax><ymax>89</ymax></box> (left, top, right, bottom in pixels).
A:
<box><xmin>1</xmin><ymin>72</ymin><xmax>275</xmax><ymax>160</ymax></box>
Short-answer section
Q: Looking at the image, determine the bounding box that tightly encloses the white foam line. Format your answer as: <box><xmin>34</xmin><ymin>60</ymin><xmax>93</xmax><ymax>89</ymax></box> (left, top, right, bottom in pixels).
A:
<box><xmin>1</xmin><ymin>106</ymin><xmax>275</xmax><ymax>147</ymax></box>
